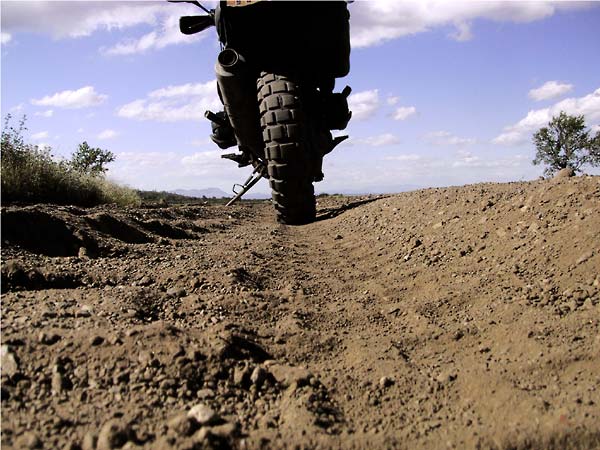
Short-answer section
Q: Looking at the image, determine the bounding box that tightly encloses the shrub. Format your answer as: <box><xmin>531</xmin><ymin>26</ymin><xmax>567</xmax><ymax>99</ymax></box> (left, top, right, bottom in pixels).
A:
<box><xmin>1</xmin><ymin>115</ymin><xmax>140</xmax><ymax>207</ymax></box>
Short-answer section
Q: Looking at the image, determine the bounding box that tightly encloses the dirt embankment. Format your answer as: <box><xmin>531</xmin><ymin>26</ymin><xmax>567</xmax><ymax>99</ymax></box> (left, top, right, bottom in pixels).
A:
<box><xmin>1</xmin><ymin>176</ymin><xmax>599</xmax><ymax>450</ymax></box>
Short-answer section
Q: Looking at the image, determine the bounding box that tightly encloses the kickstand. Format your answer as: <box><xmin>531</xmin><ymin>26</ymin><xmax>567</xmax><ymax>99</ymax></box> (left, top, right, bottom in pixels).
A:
<box><xmin>226</xmin><ymin>166</ymin><xmax>265</xmax><ymax>206</ymax></box>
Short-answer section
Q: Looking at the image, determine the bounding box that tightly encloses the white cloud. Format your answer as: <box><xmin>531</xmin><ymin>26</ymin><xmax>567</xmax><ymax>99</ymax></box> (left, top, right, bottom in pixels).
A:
<box><xmin>387</xmin><ymin>96</ymin><xmax>399</xmax><ymax>106</ymax></box>
<box><xmin>34</xmin><ymin>109</ymin><xmax>54</xmax><ymax>118</ymax></box>
<box><xmin>31</xmin><ymin>86</ymin><xmax>107</xmax><ymax>109</ymax></box>
<box><xmin>77</xmin><ymin>128</ymin><xmax>84</xmax><ymax>133</ymax></box>
<box><xmin>31</xmin><ymin>131</ymin><xmax>49</xmax><ymax>140</ymax></box>
<box><xmin>392</xmin><ymin>106</ymin><xmax>417</xmax><ymax>121</ymax></box>
<box><xmin>452</xmin><ymin>150</ymin><xmax>529</xmax><ymax>169</ymax></box>
<box><xmin>97</xmin><ymin>129</ymin><xmax>118</xmax><ymax>140</ymax></box>
<box><xmin>1</xmin><ymin>32</ymin><xmax>12</xmax><ymax>45</ymax></box>
<box><xmin>529</xmin><ymin>81</ymin><xmax>573</xmax><ymax>101</ymax></box>
<box><xmin>350</xmin><ymin>1</ymin><xmax>591</xmax><ymax>48</ymax></box>
<box><xmin>352</xmin><ymin>133</ymin><xmax>400</xmax><ymax>147</ymax></box>
<box><xmin>494</xmin><ymin>87</ymin><xmax>600</xmax><ymax>145</ymax></box>
<box><xmin>348</xmin><ymin>89</ymin><xmax>380</xmax><ymax>121</ymax></box>
<box><xmin>117</xmin><ymin>80</ymin><xmax>220</xmax><ymax>122</ymax></box>
<box><xmin>1</xmin><ymin>2</ymin><xmax>163</xmax><ymax>39</ymax></box>
<box><xmin>103</xmin><ymin>13</ymin><xmax>206</xmax><ymax>56</ymax></box>
<box><xmin>109</xmin><ymin>150</ymin><xmax>242</xmax><ymax>191</ymax></box>
<box><xmin>10</xmin><ymin>103</ymin><xmax>25</xmax><ymax>112</ymax></box>
<box><xmin>383</xmin><ymin>154</ymin><xmax>423</xmax><ymax>162</ymax></box>
<box><xmin>191</xmin><ymin>138</ymin><xmax>211</xmax><ymax>147</ymax></box>
<box><xmin>449</xmin><ymin>21</ymin><xmax>473</xmax><ymax>42</ymax></box>
<box><xmin>2</xmin><ymin>2</ymin><xmax>209</xmax><ymax>55</ymax></box>
<box><xmin>426</xmin><ymin>130</ymin><xmax>475</xmax><ymax>146</ymax></box>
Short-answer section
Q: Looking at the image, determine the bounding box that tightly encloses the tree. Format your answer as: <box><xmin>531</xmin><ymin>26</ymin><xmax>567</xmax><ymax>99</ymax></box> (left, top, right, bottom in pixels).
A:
<box><xmin>533</xmin><ymin>111</ymin><xmax>600</xmax><ymax>176</ymax></box>
<box><xmin>70</xmin><ymin>141</ymin><xmax>115</xmax><ymax>176</ymax></box>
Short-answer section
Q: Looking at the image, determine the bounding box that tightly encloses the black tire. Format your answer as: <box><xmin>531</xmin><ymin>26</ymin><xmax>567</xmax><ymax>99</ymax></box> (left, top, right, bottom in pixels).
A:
<box><xmin>257</xmin><ymin>72</ymin><xmax>316</xmax><ymax>225</ymax></box>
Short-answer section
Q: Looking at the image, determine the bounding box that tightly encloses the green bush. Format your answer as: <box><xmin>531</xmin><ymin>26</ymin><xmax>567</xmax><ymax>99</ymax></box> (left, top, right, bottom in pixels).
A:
<box><xmin>1</xmin><ymin>115</ymin><xmax>140</xmax><ymax>207</ymax></box>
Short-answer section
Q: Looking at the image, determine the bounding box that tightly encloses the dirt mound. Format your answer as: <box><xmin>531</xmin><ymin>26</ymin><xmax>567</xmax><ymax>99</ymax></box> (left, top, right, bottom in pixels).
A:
<box><xmin>1</xmin><ymin>177</ymin><xmax>599</xmax><ymax>449</ymax></box>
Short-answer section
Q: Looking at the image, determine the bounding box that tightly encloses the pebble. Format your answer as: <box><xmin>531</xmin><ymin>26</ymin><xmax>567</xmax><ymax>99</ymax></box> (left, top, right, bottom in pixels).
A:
<box><xmin>167</xmin><ymin>413</ymin><xmax>197</xmax><ymax>437</ymax></box>
<box><xmin>166</xmin><ymin>287</ymin><xmax>186</xmax><ymax>297</ymax></box>
<box><xmin>39</xmin><ymin>332</ymin><xmax>61</xmax><ymax>345</ymax></box>
<box><xmin>436</xmin><ymin>371</ymin><xmax>457</xmax><ymax>385</ymax></box>
<box><xmin>196</xmin><ymin>388</ymin><xmax>215</xmax><ymax>399</ymax></box>
<box><xmin>233</xmin><ymin>365</ymin><xmax>250</xmax><ymax>387</ymax></box>
<box><xmin>77</xmin><ymin>305</ymin><xmax>93</xmax><ymax>318</ymax></box>
<box><xmin>554</xmin><ymin>167</ymin><xmax>575</xmax><ymax>178</ymax></box>
<box><xmin>1</xmin><ymin>345</ymin><xmax>19</xmax><ymax>377</ymax></box>
<box><xmin>250</xmin><ymin>366</ymin><xmax>268</xmax><ymax>387</ymax></box>
<box><xmin>268</xmin><ymin>364</ymin><xmax>311</xmax><ymax>388</ymax></box>
<box><xmin>379</xmin><ymin>376</ymin><xmax>394</xmax><ymax>388</ymax></box>
<box><xmin>81</xmin><ymin>432</ymin><xmax>97</xmax><ymax>450</ymax></box>
<box><xmin>14</xmin><ymin>432</ymin><xmax>41</xmax><ymax>449</ymax></box>
<box><xmin>51</xmin><ymin>371</ymin><xmax>69</xmax><ymax>394</ymax></box>
<box><xmin>138</xmin><ymin>276</ymin><xmax>153</xmax><ymax>286</ymax></box>
<box><xmin>188</xmin><ymin>403</ymin><xmax>219</xmax><ymax>426</ymax></box>
<box><xmin>96</xmin><ymin>420</ymin><xmax>130</xmax><ymax>450</ymax></box>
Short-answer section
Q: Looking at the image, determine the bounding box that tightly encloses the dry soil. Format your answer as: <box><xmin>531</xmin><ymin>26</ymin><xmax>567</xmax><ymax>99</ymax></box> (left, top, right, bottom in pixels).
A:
<box><xmin>1</xmin><ymin>176</ymin><xmax>599</xmax><ymax>450</ymax></box>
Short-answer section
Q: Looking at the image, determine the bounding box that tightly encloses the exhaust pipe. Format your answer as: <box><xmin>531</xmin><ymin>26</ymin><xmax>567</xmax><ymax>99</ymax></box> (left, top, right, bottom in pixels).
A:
<box><xmin>214</xmin><ymin>49</ymin><xmax>263</xmax><ymax>157</ymax></box>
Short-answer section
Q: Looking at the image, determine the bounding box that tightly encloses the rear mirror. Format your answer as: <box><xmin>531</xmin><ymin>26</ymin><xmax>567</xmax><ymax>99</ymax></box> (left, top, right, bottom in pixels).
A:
<box><xmin>180</xmin><ymin>15</ymin><xmax>214</xmax><ymax>35</ymax></box>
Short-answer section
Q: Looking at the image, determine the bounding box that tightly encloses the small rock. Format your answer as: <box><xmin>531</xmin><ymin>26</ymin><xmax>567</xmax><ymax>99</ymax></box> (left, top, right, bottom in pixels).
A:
<box><xmin>334</xmin><ymin>234</ymin><xmax>343</xmax><ymax>240</ymax></box>
<box><xmin>78</xmin><ymin>247</ymin><xmax>90</xmax><ymax>258</ymax></box>
<box><xmin>268</xmin><ymin>364</ymin><xmax>311</xmax><ymax>388</ymax></box>
<box><xmin>77</xmin><ymin>305</ymin><xmax>93</xmax><ymax>318</ymax></box>
<box><xmin>233</xmin><ymin>365</ymin><xmax>250</xmax><ymax>388</ymax></box>
<box><xmin>554</xmin><ymin>167</ymin><xmax>575</xmax><ymax>179</ymax></box>
<box><xmin>97</xmin><ymin>420</ymin><xmax>130</xmax><ymax>450</ymax></box>
<box><xmin>436</xmin><ymin>371</ymin><xmax>457</xmax><ymax>385</ymax></box>
<box><xmin>1</xmin><ymin>345</ymin><xmax>19</xmax><ymax>377</ymax></box>
<box><xmin>250</xmin><ymin>366</ymin><xmax>268</xmax><ymax>387</ymax></box>
<box><xmin>208</xmin><ymin>422</ymin><xmax>239</xmax><ymax>438</ymax></box>
<box><xmin>188</xmin><ymin>403</ymin><xmax>219</xmax><ymax>426</ymax></box>
<box><xmin>166</xmin><ymin>287</ymin><xmax>186</xmax><ymax>297</ymax></box>
<box><xmin>167</xmin><ymin>413</ymin><xmax>197</xmax><ymax>437</ymax></box>
<box><xmin>453</xmin><ymin>330</ymin><xmax>464</xmax><ymax>341</ymax></box>
<box><xmin>196</xmin><ymin>388</ymin><xmax>215</xmax><ymax>399</ymax></box>
<box><xmin>39</xmin><ymin>332</ymin><xmax>61</xmax><ymax>345</ymax></box>
<box><xmin>379</xmin><ymin>376</ymin><xmax>394</xmax><ymax>388</ymax></box>
<box><xmin>51</xmin><ymin>371</ymin><xmax>70</xmax><ymax>394</ymax></box>
<box><xmin>14</xmin><ymin>432</ymin><xmax>41</xmax><ymax>449</ymax></box>
<box><xmin>81</xmin><ymin>432</ymin><xmax>97</xmax><ymax>450</ymax></box>
<box><xmin>138</xmin><ymin>276</ymin><xmax>153</xmax><ymax>286</ymax></box>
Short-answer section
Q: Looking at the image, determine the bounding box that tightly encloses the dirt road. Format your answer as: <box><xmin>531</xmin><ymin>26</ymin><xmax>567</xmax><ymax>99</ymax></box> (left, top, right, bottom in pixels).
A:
<box><xmin>2</xmin><ymin>176</ymin><xmax>599</xmax><ymax>449</ymax></box>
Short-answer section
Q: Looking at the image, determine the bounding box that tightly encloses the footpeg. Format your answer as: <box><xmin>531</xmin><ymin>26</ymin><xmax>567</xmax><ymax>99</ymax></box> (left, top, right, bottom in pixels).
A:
<box><xmin>221</xmin><ymin>152</ymin><xmax>250</xmax><ymax>167</ymax></box>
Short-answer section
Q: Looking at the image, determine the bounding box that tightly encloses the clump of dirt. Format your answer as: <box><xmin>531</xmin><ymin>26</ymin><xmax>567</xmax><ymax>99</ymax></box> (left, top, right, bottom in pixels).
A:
<box><xmin>1</xmin><ymin>177</ymin><xmax>599</xmax><ymax>449</ymax></box>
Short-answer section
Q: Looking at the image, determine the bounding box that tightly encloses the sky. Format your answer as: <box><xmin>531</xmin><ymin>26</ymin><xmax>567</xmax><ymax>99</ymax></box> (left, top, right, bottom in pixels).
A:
<box><xmin>2</xmin><ymin>0</ymin><xmax>600</xmax><ymax>196</ymax></box>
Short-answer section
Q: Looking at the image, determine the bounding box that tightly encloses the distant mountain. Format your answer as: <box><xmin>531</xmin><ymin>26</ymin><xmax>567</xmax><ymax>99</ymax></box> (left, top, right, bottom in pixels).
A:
<box><xmin>171</xmin><ymin>188</ymin><xmax>230</xmax><ymax>199</ymax></box>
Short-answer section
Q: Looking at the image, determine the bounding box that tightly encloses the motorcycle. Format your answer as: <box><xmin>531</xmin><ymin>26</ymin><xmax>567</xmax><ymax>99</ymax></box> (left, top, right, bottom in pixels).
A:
<box><xmin>170</xmin><ymin>0</ymin><xmax>352</xmax><ymax>224</ymax></box>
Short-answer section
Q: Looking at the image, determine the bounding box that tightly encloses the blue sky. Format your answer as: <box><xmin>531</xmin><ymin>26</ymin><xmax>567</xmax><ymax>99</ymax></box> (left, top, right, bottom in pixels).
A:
<box><xmin>2</xmin><ymin>1</ymin><xmax>600</xmax><ymax>195</ymax></box>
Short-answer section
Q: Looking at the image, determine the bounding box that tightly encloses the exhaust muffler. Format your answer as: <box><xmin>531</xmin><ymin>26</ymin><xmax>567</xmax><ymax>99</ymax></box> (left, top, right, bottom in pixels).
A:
<box><xmin>214</xmin><ymin>49</ymin><xmax>263</xmax><ymax>157</ymax></box>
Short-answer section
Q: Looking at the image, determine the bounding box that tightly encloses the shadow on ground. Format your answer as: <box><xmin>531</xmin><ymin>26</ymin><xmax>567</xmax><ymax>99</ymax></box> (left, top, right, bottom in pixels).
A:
<box><xmin>315</xmin><ymin>196</ymin><xmax>387</xmax><ymax>222</ymax></box>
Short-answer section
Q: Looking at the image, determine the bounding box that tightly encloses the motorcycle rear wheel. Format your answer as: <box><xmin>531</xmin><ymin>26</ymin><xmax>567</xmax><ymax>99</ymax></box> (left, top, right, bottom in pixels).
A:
<box><xmin>258</xmin><ymin>72</ymin><xmax>317</xmax><ymax>225</ymax></box>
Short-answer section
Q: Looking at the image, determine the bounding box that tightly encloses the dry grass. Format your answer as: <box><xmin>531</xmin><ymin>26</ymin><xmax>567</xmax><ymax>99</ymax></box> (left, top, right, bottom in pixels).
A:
<box><xmin>1</xmin><ymin>116</ymin><xmax>140</xmax><ymax>207</ymax></box>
